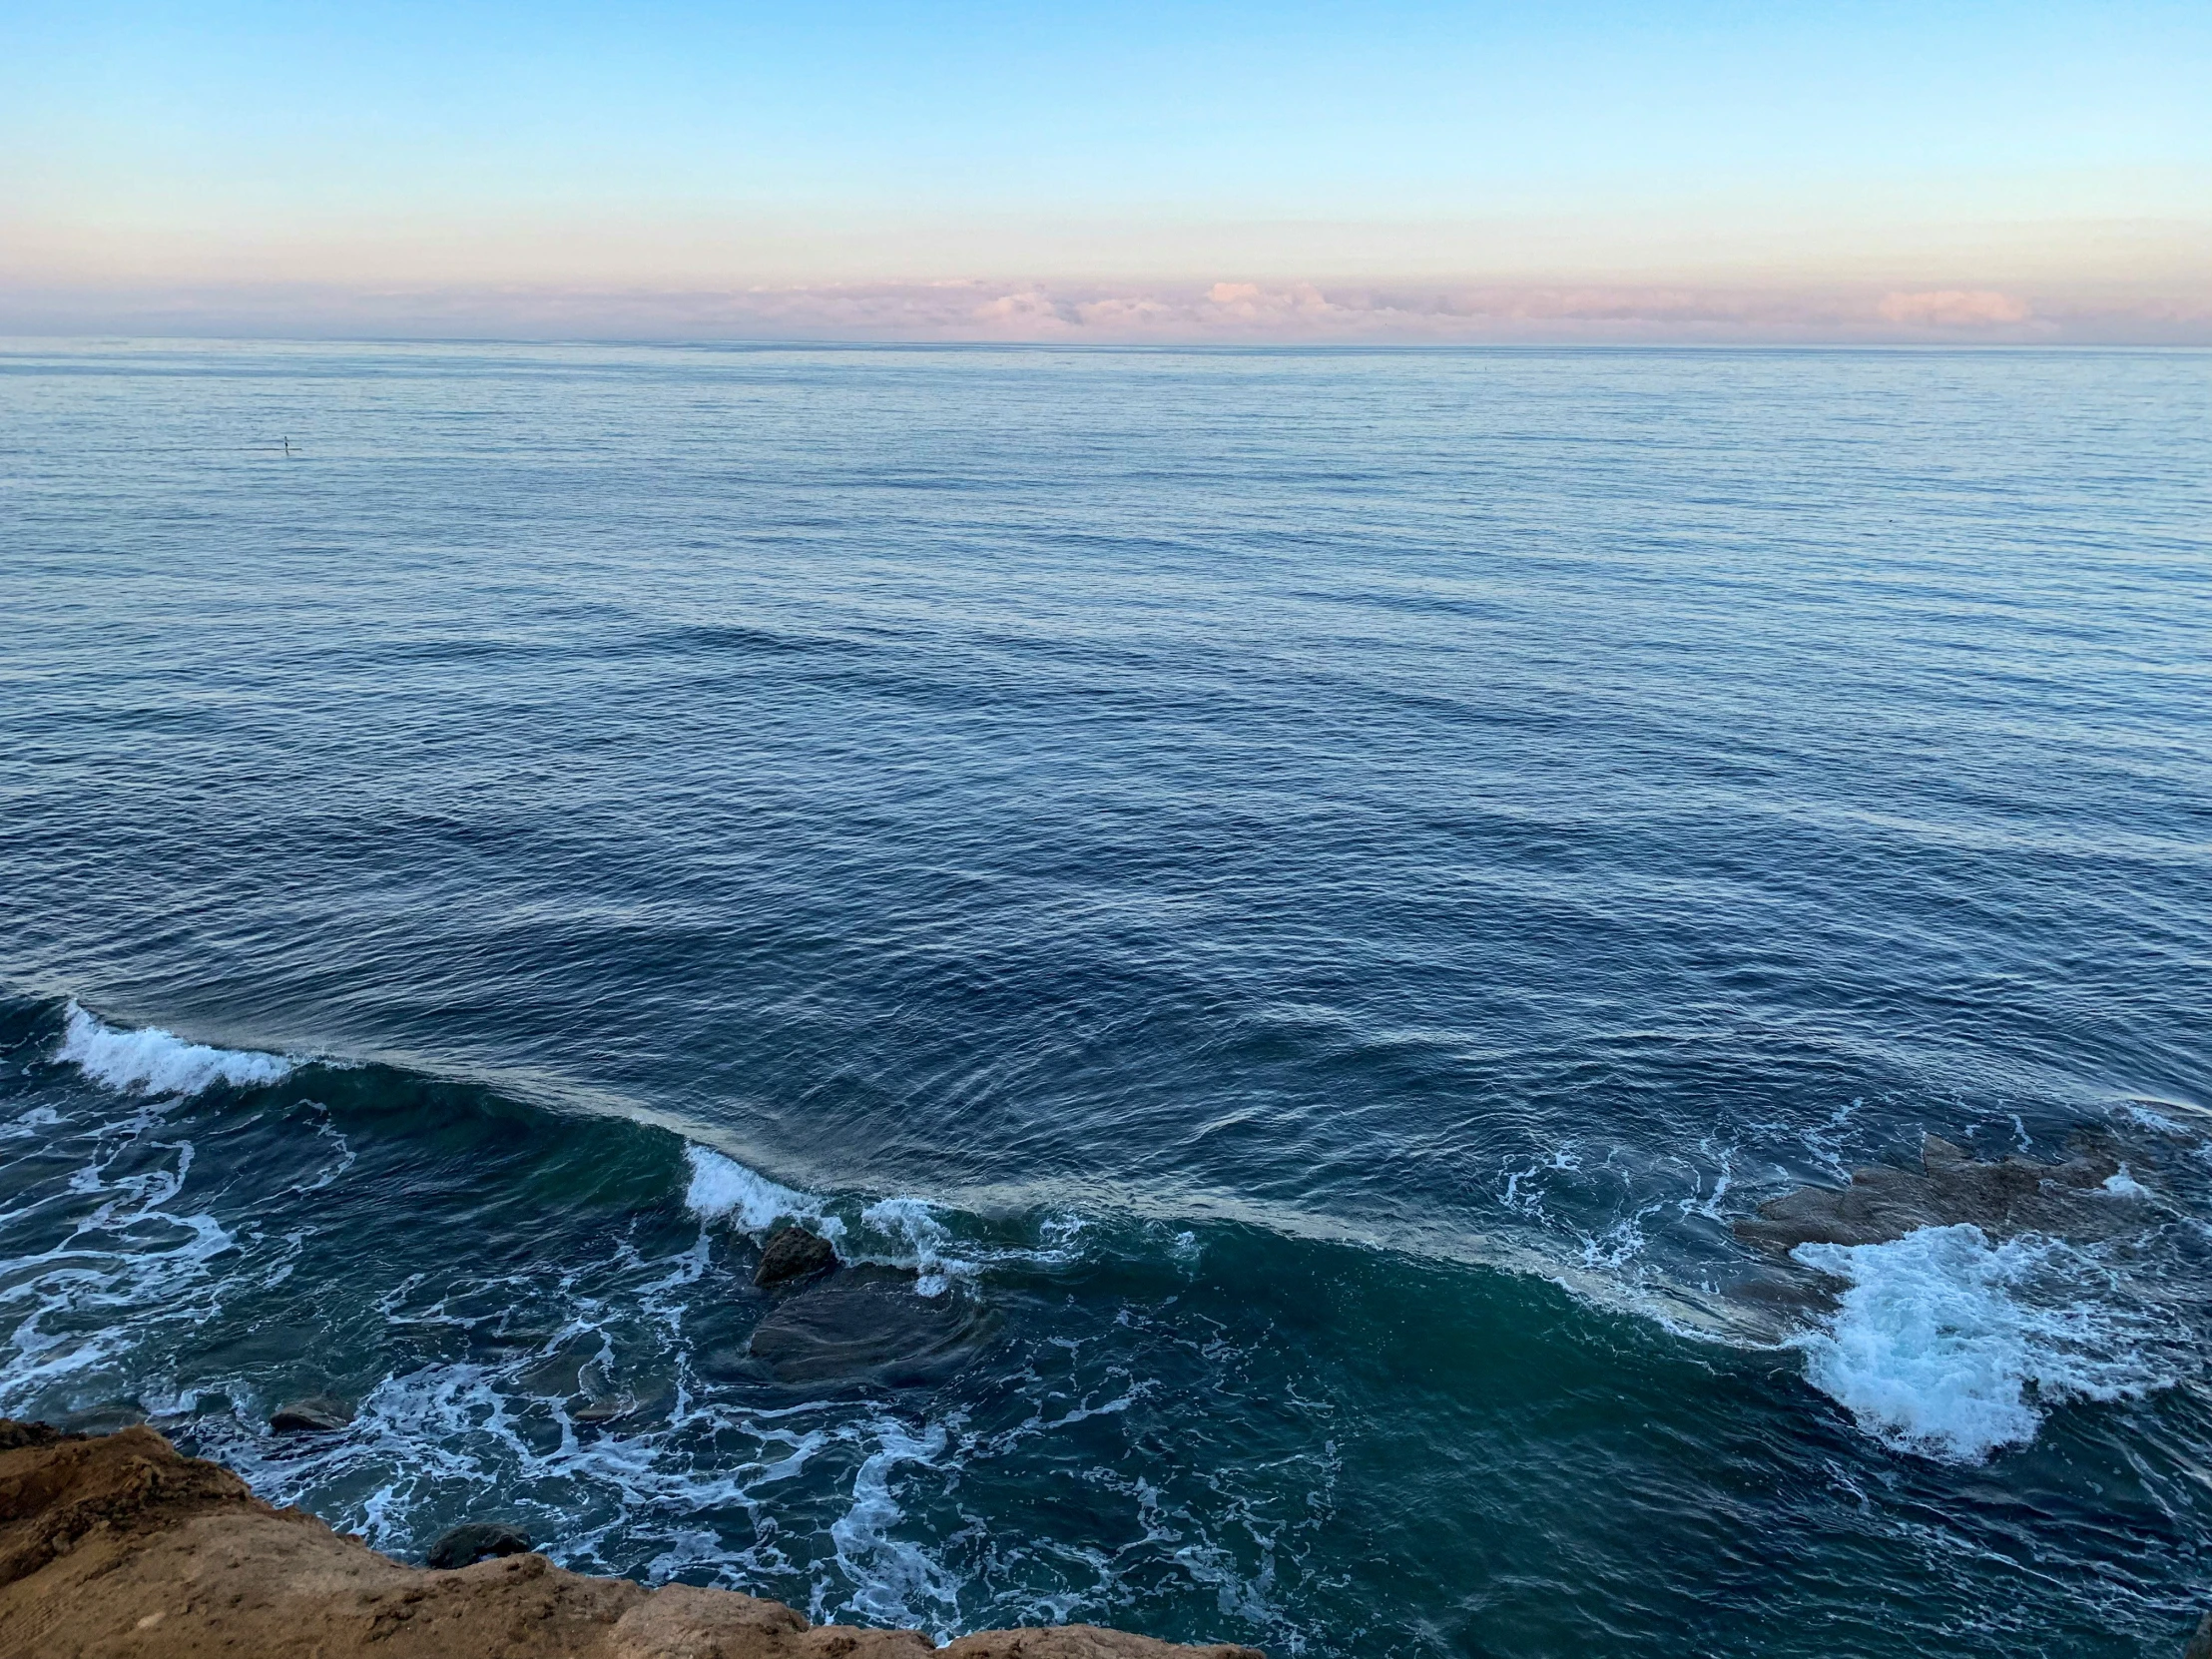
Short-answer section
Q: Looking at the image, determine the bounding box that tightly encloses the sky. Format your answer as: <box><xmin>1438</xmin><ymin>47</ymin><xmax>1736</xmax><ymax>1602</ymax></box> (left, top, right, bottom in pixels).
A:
<box><xmin>2</xmin><ymin>0</ymin><xmax>2207</xmax><ymax>341</ymax></box>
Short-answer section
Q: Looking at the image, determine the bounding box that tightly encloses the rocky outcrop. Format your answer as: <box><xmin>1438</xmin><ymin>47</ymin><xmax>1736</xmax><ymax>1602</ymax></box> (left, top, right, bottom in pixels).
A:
<box><xmin>755</xmin><ymin>1226</ymin><xmax>839</xmax><ymax>1290</ymax></box>
<box><xmin>1734</xmin><ymin>1133</ymin><xmax>2129</xmax><ymax>1255</ymax></box>
<box><xmin>269</xmin><ymin>1395</ymin><xmax>352</xmax><ymax>1433</ymax></box>
<box><xmin>0</xmin><ymin>1421</ymin><xmax>1263</xmax><ymax>1659</ymax></box>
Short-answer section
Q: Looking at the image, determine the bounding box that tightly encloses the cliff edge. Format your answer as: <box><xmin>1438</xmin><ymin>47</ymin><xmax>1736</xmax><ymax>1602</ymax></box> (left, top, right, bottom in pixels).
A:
<box><xmin>0</xmin><ymin>1421</ymin><xmax>1263</xmax><ymax>1659</ymax></box>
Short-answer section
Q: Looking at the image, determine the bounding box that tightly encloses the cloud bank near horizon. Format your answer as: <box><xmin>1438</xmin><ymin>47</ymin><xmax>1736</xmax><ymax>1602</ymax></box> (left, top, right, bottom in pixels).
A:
<box><xmin>4</xmin><ymin>277</ymin><xmax>2206</xmax><ymax>345</ymax></box>
<box><xmin>8</xmin><ymin>3</ymin><xmax>2205</xmax><ymax>345</ymax></box>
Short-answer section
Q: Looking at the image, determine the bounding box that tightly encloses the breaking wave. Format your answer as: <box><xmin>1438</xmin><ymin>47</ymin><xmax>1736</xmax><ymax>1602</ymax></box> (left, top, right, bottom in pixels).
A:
<box><xmin>10</xmin><ymin>993</ymin><xmax>2212</xmax><ymax>1659</ymax></box>
<box><xmin>56</xmin><ymin>1002</ymin><xmax>295</xmax><ymax>1097</ymax></box>
<box><xmin>1789</xmin><ymin>1224</ymin><xmax>2168</xmax><ymax>1462</ymax></box>
<box><xmin>682</xmin><ymin>1146</ymin><xmax>1089</xmax><ymax>1298</ymax></box>
<box><xmin>2</xmin><ymin>1022</ymin><xmax>1310</xmax><ymax>1649</ymax></box>
<box><xmin>683</xmin><ymin>1144</ymin><xmax>838</xmax><ymax>1237</ymax></box>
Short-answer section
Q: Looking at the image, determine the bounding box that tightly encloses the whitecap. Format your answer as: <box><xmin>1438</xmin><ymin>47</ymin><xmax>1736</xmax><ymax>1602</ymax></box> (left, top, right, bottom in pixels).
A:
<box><xmin>56</xmin><ymin>1002</ymin><xmax>293</xmax><ymax>1097</ymax></box>
<box><xmin>857</xmin><ymin>1196</ymin><xmax>961</xmax><ymax>1296</ymax></box>
<box><xmin>681</xmin><ymin>1145</ymin><xmax>836</xmax><ymax>1238</ymax></box>
<box><xmin>1790</xmin><ymin>1224</ymin><xmax>2160</xmax><ymax>1462</ymax></box>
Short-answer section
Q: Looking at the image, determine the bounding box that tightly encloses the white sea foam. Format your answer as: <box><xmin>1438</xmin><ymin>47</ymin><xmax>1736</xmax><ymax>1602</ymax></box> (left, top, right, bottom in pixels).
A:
<box><xmin>681</xmin><ymin>1149</ymin><xmax>1099</xmax><ymax>1300</ymax></box>
<box><xmin>681</xmin><ymin>1145</ymin><xmax>838</xmax><ymax>1239</ymax></box>
<box><xmin>1791</xmin><ymin>1224</ymin><xmax>2158</xmax><ymax>1462</ymax></box>
<box><xmin>5</xmin><ymin>1068</ymin><xmax>1315</xmax><ymax>1651</ymax></box>
<box><xmin>2115</xmin><ymin>1097</ymin><xmax>2208</xmax><ymax>1137</ymax></box>
<box><xmin>56</xmin><ymin>1002</ymin><xmax>294</xmax><ymax>1097</ymax></box>
<box><xmin>0</xmin><ymin>1093</ymin><xmax>267</xmax><ymax>1417</ymax></box>
<box><xmin>828</xmin><ymin>1419</ymin><xmax>960</xmax><ymax>1631</ymax></box>
<box><xmin>844</xmin><ymin>1196</ymin><xmax>1094</xmax><ymax>1295</ymax></box>
<box><xmin>858</xmin><ymin>1196</ymin><xmax>960</xmax><ymax>1296</ymax></box>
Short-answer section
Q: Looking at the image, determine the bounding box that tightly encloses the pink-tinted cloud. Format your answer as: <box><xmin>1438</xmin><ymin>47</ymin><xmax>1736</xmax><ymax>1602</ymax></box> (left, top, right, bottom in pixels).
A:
<box><xmin>1876</xmin><ymin>289</ymin><xmax>2034</xmax><ymax>326</ymax></box>
<box><xmin>1</xmin><ymin>276</ymin><xmax>2201</xmax><ymax>343</ymax></box>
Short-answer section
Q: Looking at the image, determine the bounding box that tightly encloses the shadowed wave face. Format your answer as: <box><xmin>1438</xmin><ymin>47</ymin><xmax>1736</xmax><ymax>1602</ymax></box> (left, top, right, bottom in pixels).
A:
<box><xmin>1</xmin><ymin>340</ymin><xmax>2208</xmax><ymax>1657</ymax></box>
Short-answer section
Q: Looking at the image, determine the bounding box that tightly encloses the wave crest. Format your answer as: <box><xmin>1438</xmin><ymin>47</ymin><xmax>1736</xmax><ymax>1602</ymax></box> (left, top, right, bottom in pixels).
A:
<box><xmin>682</xmin><ymin>1145</ymin><xmax>837</xmax><ymax>1238</ymax></box>
<box><xmin>57</xmin><ymin>1002</ymin><xmax>295</xmax><ymax>1097</ymax></box>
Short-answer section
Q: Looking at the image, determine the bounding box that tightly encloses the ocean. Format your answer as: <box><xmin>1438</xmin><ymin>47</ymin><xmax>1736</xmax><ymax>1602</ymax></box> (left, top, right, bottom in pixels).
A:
<box><xmin>2</xmin><ymin>338</ymin><xmax>2207</xmax><ymax>1656</ymax></box>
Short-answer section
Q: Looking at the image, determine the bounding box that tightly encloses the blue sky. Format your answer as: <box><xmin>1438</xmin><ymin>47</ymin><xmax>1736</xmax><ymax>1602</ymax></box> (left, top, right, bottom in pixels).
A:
<box><xmin>3</xmin><ymin>1</ymin><xmax>2206</xmax><ymax>338</ymax></box>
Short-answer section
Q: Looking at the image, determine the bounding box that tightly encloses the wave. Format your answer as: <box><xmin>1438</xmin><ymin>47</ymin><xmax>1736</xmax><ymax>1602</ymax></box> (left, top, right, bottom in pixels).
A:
<box><xmin>24</xmin><ymin>997</ymin><xmax>2207</xmax><ymax>1479</ymax></box>
<box><xmin>56</xmin><ymin>1002</ymin><xmax>296</xmax><ymax>1097</ymax></box>
<box><xmin>13</xmin><ymin>989</ymin><xmax>2212</xmax><ymax>1657</ymax></box>
<box><xmin>0</xmin><ymin>1024</ymin><xmax>1312</xmax><ymax>1645</ymax></box>
<box><xmin>1789</xmin><ymin>1224</ymin><xmax>2168</xmax><ymax>1462</ymax></box>
<box><xmin>683</xmin><ymin>1146</ymin><xmax>1089</xmax><ymax>1299</ymax></box>
<box><xmin>683</xmin><ymin>1145</ymin><xmax>839</xmax><ymax>1237</ymax></box>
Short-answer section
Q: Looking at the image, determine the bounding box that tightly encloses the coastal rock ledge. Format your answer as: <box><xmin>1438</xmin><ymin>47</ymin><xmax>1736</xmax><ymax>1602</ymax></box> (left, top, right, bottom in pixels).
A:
<box><xmin>0</xmin><ymin>1421</ymin><xmax>1264</xmax><ymax>1659</ymax></box>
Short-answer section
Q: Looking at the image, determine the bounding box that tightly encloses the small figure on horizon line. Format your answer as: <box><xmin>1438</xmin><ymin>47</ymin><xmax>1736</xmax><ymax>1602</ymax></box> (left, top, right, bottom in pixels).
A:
<box><xmin>282</xmin><ymin>436</ymin><xmax>290</xmax><ymax>455</ymax></box>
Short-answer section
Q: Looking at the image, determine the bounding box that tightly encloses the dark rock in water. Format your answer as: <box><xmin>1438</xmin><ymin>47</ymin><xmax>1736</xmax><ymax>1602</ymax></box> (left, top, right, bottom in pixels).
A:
<box><xmin>1735</xmin><ymin>1132</ymin><xmax>2128</xmax><ymax>1255</ymax></box>
<box><xmin>426</xmin><ymin>1522</ymin><xmax>532</xmax><ymax>1569</ymax></box>
<box><xmin>2185</xmin><ymin>1609</ymin><xmax>2212</xmax><ymax>1659</ymax></box>
<box><xmin>748</xmin><ymin>1266</ymin><xmax>998</xmax><ymax>1386</ymax></box>
<box><xmin>755</xmin><ymin>1225</ymin><xmax>838</xmax><ymax>1290</ymax></box>
<box><xmin>268</xmin><ymin>1396</ymin><xmax>351</xmax><ymax>1434</ymax></box>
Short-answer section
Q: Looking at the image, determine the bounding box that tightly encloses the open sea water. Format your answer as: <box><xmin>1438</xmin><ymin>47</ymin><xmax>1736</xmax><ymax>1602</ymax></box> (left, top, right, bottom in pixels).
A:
<box><xmin>2</xmin><ymin>338</ymin><xmax>2208</xmax><ymax>1656</ymax></box>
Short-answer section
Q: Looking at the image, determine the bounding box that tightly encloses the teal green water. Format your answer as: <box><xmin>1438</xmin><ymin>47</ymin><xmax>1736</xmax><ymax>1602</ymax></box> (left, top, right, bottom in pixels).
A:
<box><xmin>2</xmin><ymin>340</ymin><xmax>2209</xmax><ymax>1655</ymax></box>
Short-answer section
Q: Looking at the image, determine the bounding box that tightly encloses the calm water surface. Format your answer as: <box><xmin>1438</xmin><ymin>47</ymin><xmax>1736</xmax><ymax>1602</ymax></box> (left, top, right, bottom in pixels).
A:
<box><xmin>2</xmin><ymin>340</ymin><xmax>2209</xmax><ymax>1656</ymax></box>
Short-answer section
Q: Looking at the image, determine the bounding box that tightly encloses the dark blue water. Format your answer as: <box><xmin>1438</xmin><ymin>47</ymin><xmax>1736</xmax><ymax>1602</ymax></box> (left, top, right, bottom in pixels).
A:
<box><xmin>3</xmin><ymin>339</ymin><xmax>2209</xmax><ymax>1655</ymax></box>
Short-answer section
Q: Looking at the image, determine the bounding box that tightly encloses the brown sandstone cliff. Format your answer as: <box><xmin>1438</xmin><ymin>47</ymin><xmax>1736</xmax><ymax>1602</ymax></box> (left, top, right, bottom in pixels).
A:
<box><xmin>0</xmin><ymin>1422</ymin><xmax>1262</xmax><ymax>1659</ymax></box>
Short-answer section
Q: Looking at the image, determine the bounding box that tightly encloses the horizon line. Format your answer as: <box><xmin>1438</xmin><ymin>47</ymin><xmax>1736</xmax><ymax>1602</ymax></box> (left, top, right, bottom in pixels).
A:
<box><xmin>8</xmin><ymin>332</ymin><xmax>2212</xmax><ymax>354</ymax></box>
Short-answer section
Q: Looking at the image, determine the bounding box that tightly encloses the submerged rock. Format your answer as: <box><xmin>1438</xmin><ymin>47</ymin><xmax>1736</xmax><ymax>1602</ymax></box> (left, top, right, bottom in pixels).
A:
<box><xmin>0</xmin><ymin>1419</ymin><xmax>1260</xmax><ymax>1656</ymax></box>
<box><xmin>269</xmin><ymin>1395</ymin><xmax>352</xmax><ymax>1433</ymax></box>
<box><xmin>1735</xmin><ymin>1133</ymin><xmax>2129</xmax><ymax>1255</ymax></box>
<box><xmin>425</xmin><ymin>1522</ymin><xmax>532</xmax><ymax>1569</ymax></box>
<box><xmin>754</xmin><ymin>1224</ymin><xmax>838</xmax><ymax>1290</ymax></box>
<box><xmin>747</xmin><ymin>1265</ymin><xmax>998</xmax><ymax>1386</ymax></box>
